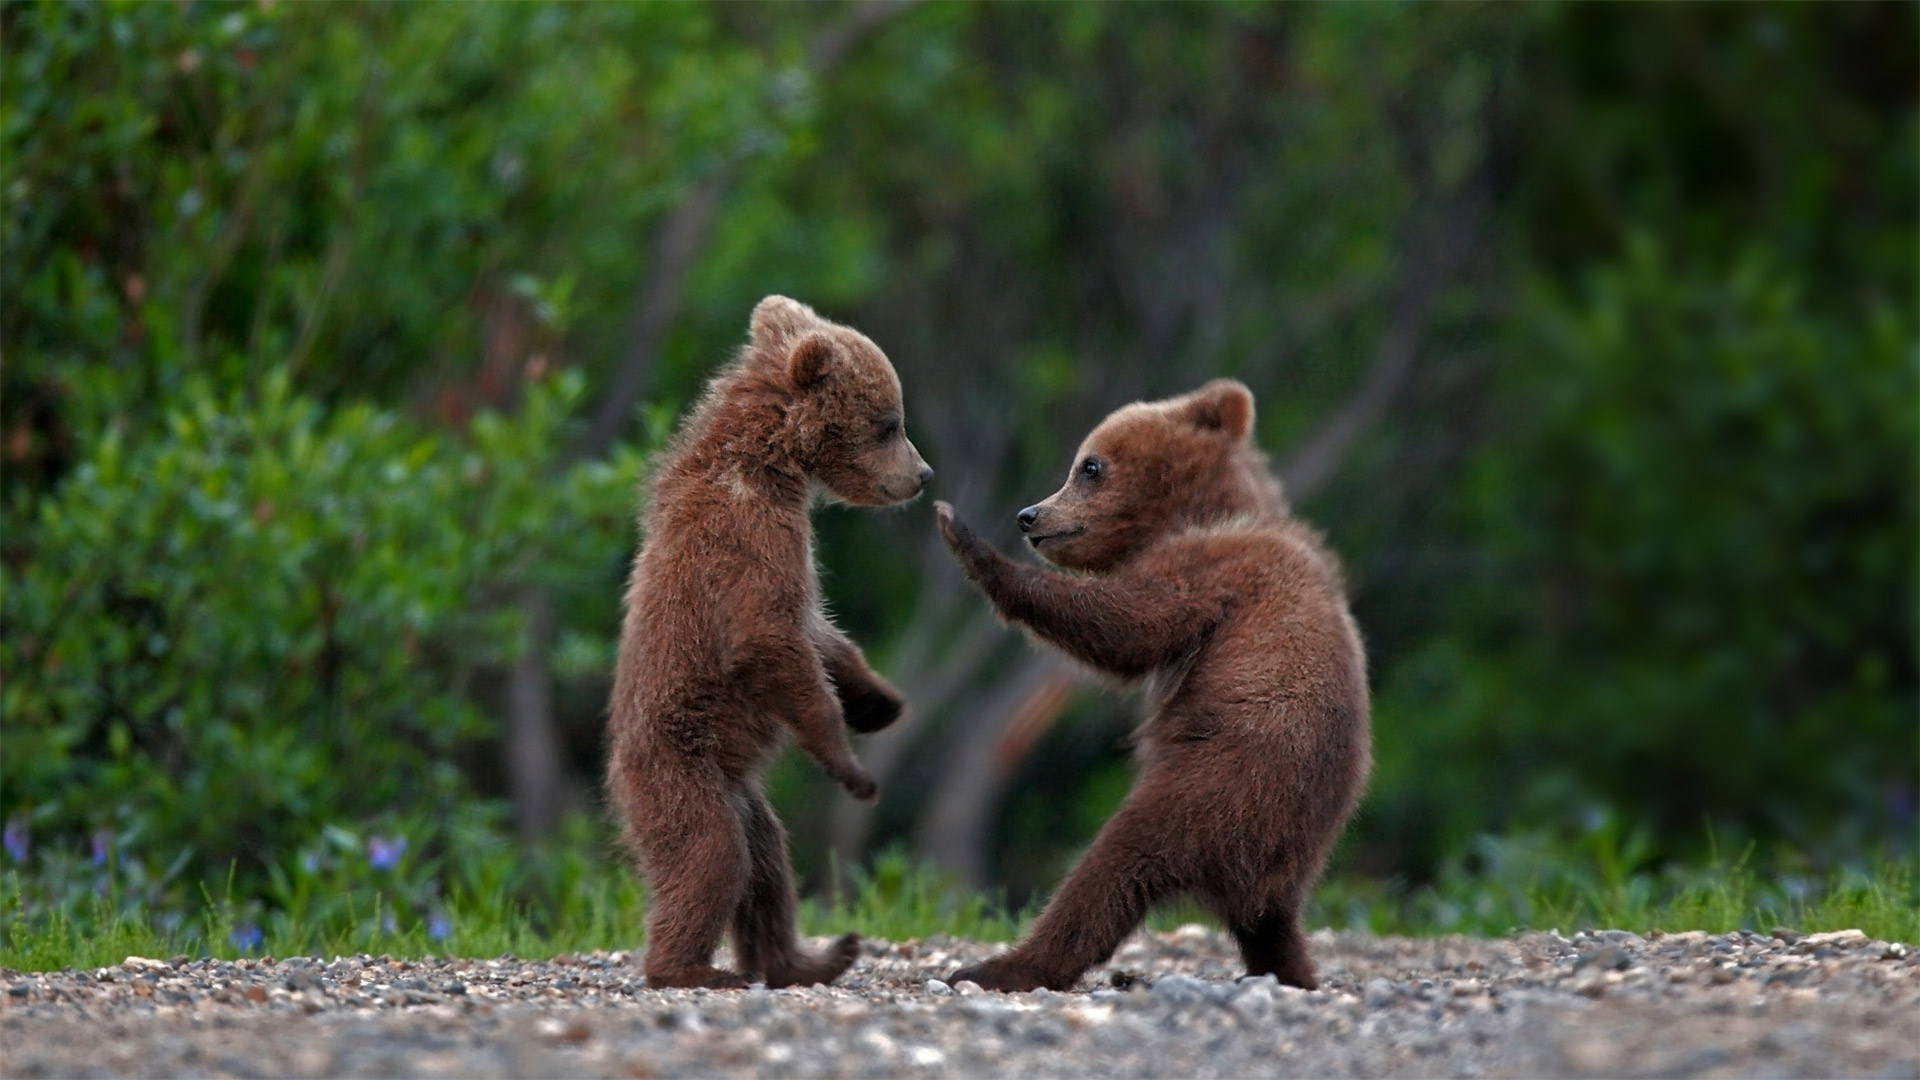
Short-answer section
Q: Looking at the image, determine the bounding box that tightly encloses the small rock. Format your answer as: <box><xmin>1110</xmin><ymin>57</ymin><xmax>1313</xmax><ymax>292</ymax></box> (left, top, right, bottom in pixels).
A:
<box><xmin>1771</xmin><ymin>927</ymin><xmax>1805</xmax><ymax>945</ymax></box>
<box><xmin>1801</xmin><ymin>929</ymin><xmax>1867</xmax><ymax>949</ymax></box>
<box><xmin>954</xmin><ymin>980</ymin><xmax>985</xmax><ymax>997</ymax></box>
<box><xmin>243</xmin><ymin>985</ymin><xmax>267</xmax><ymax>1004</ymax></box>
<box><xmin>8</xmin><ymin>983</ymin><xmax>30</xmax><ymax>998</ymax></box>
<box><xmin>440</xmin><ymin>981</ymin><xmax>467</xmax><ymax>995</ymax></box>
<box><xmin>1673</xmin><ymin>1045</ymin><xmax>1733</xmax><ymax>1073</ymax></box>
<box><xmin>537</xmin><ymin>1018</ymin><xmax>593</xmax><ymax>1044</ymax></box>
<box><xmin>1880</xmin><ymin>943</ymin><xmax>1910</xmax><ymax>960</ymax></box>
<box><xmin>1148</xmin><ymin>973</ymin><xmax>1216</xmax><ymax>1006</ymax></box>
<box><xmin>1575</xmin><ymin>945</ymin><xmax>1631</xmax><ymax>972</ymax></box>
<box><xmin>1233</xmin><ymin>979</ymin><xmax>1279</xmax><ymax>1017</ymax></box>
<box><xmin>1363</xmin><ymin>978</ymin><xmax>1399</xmax><ymax>1009</ymax></box>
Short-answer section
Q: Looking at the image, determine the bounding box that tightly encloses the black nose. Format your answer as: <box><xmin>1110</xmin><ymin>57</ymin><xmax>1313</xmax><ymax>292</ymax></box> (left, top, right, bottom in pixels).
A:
<box><xmin>918</xmin><ymin>465</ymin><xmax>934</xmax><ymax>486</ymax></box>
<box><xmin>1016</xmin><ymin>506</ymin><xmax>1039</xmax><ymax>533</ymax></box>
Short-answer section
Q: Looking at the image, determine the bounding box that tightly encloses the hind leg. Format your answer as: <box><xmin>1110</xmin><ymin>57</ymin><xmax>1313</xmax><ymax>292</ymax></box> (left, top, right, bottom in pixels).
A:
<box><xmin>950</xmin><ymin>778</ymin><xmax>1193</xmax><ymax>992</ymax></box>
<box><xmin>636</xmin><ymin>779</ymin><xmax>754</xmax><ymax>990</ymax></box>
<box><xmin>1223</xmin><ymin>878</ymin><xmax>1317</xmax><ymax>989</ymax></box>
<box><xmin>731</xmin><ymin>790</ymin><xmax>859</xmax><ymax>988</ymax></box>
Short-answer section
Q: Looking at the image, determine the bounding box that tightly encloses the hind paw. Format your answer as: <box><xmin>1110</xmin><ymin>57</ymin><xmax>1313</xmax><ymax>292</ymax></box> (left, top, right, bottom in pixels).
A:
<box><xmin>948</xmin><ymin>954</ymin><xmax>1066</xmax><ymax>993</ymax></box>
<box><xmin>762</xmin><ymin>933</ymin><xmax>861</xmax><ymax>988</ymax></box>
<box><xmin>644</xmin><ymin>965</ymin><xmax>753</xmax><ymax>991</ymax></box>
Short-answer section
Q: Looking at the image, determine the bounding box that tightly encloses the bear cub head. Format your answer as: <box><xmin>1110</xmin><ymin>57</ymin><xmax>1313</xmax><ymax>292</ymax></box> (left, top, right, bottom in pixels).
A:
<box><xmin>1016</xmin><ymin>379</ymin><xmax>1281</xmax><ymax>573</ymax></box>
<box><xmin>748</xmin><ymin>295</ymin><xmax>932</xmax><ymax>507</ymax></box>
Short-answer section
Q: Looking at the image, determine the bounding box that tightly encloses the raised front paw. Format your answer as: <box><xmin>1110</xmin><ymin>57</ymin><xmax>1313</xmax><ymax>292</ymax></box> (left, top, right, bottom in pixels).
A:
<box><xmin>934</xmin><ymin>501</ymin><xmax>996</xmax><ymax>577</ymax></box>
<box><xmin>832</xmin><ymin>762</ymin><xmax>879</xmax><ymax>801</ymax></box>
<box><xmin>934</xmin><ymin>500</ymin><xmax>974</xmax><ymax>553</ymax></box>
<box><xmin>839</xmin><ymin>682</ymin><xmax>905</xmax><ymax>734</ymax></box>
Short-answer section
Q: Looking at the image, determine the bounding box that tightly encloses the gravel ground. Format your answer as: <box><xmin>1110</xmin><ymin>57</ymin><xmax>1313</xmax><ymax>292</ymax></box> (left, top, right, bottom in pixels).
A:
<box><xmin>4</xmin><ymin>926</ymin><xmax>1916</xmax><ymax>1078</ymax></box>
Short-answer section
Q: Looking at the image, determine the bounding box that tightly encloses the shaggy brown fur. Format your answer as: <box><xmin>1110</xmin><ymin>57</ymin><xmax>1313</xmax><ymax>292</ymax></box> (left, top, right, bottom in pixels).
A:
<box><xmin>934</xmin><ymin>379</ymin><xmax>1370</xmax><ymax>992</ymax></box>
<box><xmin>606</xmin><ymin>296</ymin><xmax>932</xmax><ymax>990</ymax></box>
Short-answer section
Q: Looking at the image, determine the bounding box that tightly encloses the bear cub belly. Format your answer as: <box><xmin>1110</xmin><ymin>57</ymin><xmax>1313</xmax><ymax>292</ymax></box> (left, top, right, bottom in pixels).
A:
<box><xmin>935</xmin><ymin>378</ymin><xmax>1371</xmax><ymax>992</ymax></box>
<box><xmin>605</xmin><ymin>296</ymin><xmax>932</xmax><ymax>990</ymax></box>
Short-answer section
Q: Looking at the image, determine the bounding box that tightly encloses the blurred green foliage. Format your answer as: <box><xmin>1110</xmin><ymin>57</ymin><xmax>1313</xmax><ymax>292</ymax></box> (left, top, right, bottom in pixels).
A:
<box><xmin>3</xmin><ymin>369</ymin><xmax>638</xmax><ymax>901</ymax></box>
<box><xmin>1369</xmin><ymin>243</ymin><xmax>1917</xmax><ymax>872</ymax></box>
<box><xmin>1</xmin><ymin>0</ymin><xmax>1913</xmax><ymax>947</ymax></box>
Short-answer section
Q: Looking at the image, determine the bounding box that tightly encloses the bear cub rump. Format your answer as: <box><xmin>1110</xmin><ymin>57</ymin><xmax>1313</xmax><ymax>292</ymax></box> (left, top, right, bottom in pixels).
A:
<box><xmin>607</xmin><ymin>296</ymin><xmax>931</xmax><ymax>990</ymax></box>
<box><xmin>936</xmin><ymin>379</ymin><xmax>1370</xmax><ymax>992</ymax></box>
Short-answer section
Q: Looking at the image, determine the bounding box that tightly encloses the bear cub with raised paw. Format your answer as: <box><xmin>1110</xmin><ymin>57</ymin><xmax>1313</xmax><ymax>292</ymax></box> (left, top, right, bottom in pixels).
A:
<box><xmin>936</xmin><ymin>379</ymin><xmax>1370</xmax><ymax>992</ymax></box>
<box><xmin>606</xmin><ymin>296</ymin><xmax>932</xmax><ymax>990</ymax></box>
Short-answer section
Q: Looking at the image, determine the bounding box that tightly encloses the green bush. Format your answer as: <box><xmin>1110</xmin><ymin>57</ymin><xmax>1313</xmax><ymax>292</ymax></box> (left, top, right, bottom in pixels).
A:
<box><xmin>1367</xmin><ymin>242</ymin><xmax>1917</xmax><ymax>869</ymax></box>
<box><xmin>1</xmin><ymin>369</ymin><xmax>641</xmax><ymax>907</ymax></box>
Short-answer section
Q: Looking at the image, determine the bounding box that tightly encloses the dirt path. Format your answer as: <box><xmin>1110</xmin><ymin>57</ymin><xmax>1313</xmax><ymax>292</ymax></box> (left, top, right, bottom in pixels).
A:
<box><xmin>4</xmin><ymin>927</ymin><xmax>1916</xmax><ymax>1077</ymax></box>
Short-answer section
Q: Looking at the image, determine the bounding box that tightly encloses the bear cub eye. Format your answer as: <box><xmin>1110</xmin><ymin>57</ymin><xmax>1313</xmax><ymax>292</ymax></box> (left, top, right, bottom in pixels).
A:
<box><xmin>1079</xmin><ymin>456</ymin><xmax>1103</xmax><ymax>481</ymax></box>
<box><xmin>875</xmin><ymin>415</ymin><xmax>902</xmax><ymax>442</ymax></box>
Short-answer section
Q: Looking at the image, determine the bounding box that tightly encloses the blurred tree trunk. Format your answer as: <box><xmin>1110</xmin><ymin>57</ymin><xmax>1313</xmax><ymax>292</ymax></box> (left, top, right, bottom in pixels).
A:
<box><xmin>506</xmin><ymin>588</ymin><xmax>570</xmax><ymax>838</ymax></box>
<box><xmin>915</xmin><ymin>657</ymin><xmax>1073</xmax><ymax>887</ymax></box>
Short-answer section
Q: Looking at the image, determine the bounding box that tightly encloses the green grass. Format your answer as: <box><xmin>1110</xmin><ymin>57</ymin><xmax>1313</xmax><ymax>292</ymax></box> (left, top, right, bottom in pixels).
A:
<box><xmin>1313</xmin><ymin>835</ymin><xmax>1920</xmax><ymax>942</ymax></box>
<box><xmin>0</xmin><ymin>848</ymin><xmax>1016</xmax><ymax>973</ymax></box>
<box><xmin>6</xmin><ymin>840</ymin><xmax>1914</xmax><ymax>974</ymax></box>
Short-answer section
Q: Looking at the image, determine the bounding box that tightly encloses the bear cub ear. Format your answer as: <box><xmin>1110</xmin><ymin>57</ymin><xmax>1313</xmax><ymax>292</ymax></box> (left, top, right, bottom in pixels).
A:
<box><xmin>750</xmin><ymin>294</ymin><xmax>821</xmax><ymax>352</ymax></box>
<box><xmin>787</xmin><ymin>333</ymin><xmax>840</xmax><ymax>389</ymax></box>
<box><xmin>1182</xmin><ymin>379</ymin><xmax>1255</xmax><ymax>440</ymax></box>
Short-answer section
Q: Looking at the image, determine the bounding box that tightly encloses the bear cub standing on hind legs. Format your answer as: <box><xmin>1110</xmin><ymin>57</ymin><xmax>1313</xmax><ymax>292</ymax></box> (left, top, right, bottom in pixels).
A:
<box><xmin>934</xmin><ymin>379</ymin><xmax>1370</xmax><ymax>992</ymax></box>
<box><xmin>606</xmin><ymin>296</ymin><xmax>932</xmax><ymax>990</ymax></box>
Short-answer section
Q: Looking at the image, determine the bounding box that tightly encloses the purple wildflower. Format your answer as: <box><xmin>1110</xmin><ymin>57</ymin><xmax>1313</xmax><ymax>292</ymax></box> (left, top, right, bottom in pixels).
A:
<box><xmin>428</xmin><ymin>914</ymin><xmax>452</xmax><ymax>943</ymax></box>
<box><xmin>3</xmin><ymin>816</ymin><xmax>27</xmax><ymax>864</ymax></box>
<box><xmin>230</xmin><ymin>924</ymin><xmax>264</xmax><ymax>952</ymax></box>
<box><xmin>91</xmin><ymin>829</ymin><xmax>112</xmax><ymax>868</ymax></box>
<box><xmin>381</xmin><ymin>911</ymin><xmax>396</xmax><ymax>935</ymax></box>
<box><xmin>301</xmin><ymin>851</ymin><xmax>323</xmax><ymax>875</ymax></box>
<box><xmin>366</xmin><ymin>835</ymin><xmax>408</xmax><ymax>871</ymax></box>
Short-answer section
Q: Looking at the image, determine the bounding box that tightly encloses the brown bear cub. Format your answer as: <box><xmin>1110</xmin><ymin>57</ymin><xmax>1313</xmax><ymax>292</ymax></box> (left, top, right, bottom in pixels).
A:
<box><xmin>606</xmin><ymin>296</ymin><xmax>932</xmax><ymax>990</ymax></box>
<box><xmin>934</xmin><ymin>379</ymin><xmax>1370</xmax><ymax>992</ymax></box>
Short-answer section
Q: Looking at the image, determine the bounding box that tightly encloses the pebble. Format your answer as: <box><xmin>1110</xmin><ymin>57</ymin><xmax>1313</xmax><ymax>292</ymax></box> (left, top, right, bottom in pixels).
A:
<box><xmin>1364</xmin><ymin>977</ymin><xmax>1400</xmax><ymax>1009</ymax></box>
<box><xmin>1147</xmin><ymin>973</ymin><xmax>1217</xmax><ymax>1006</ymax></box>
<box><xmin>0</xmin><ymin>927</ymin><xmax>1912</xmax><ymax>1078</ymax></box>
<box><xmin>1574</xmin><ymin>944</ymin><xmax>1632</xmax><ymax>972</ymax></box>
